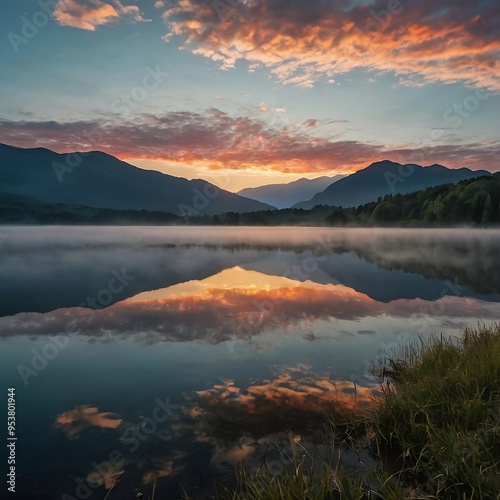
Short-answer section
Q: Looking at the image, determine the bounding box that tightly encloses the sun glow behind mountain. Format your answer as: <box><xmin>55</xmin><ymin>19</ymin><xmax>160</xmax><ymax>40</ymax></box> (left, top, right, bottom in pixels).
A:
<box><xmin>1</xmin><ymin>0</ymin><xmax>499</xmax><ymax>190</ymax></box>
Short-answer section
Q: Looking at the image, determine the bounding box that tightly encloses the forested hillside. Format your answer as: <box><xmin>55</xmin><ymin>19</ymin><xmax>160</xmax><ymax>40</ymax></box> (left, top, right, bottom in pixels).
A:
<box><xmin>353</xmin><ymin>174</ymin><xmax>500</xmax><ymax>226</ymax></box>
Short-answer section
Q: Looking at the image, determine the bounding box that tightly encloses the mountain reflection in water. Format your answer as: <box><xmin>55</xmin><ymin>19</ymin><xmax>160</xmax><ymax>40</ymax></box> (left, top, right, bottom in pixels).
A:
<box><xmin>0</xmin><ymin>227</ymin><xmax>499</xmax><ymax>499</ymax></box>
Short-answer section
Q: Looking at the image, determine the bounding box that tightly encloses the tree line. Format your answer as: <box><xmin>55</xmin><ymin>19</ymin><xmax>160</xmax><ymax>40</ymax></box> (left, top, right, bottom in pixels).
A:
<box><xmin>1</xmin><ymin>174</ymin><xmax>498</xmax><ymax>226</ymax></box>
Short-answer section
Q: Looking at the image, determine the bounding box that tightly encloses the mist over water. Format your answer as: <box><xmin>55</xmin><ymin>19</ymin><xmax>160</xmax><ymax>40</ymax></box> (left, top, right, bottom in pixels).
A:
<box><xmin>1</xmin><ymin>226</ymin><xmax>499</xmax><ymax>498</ymax></box>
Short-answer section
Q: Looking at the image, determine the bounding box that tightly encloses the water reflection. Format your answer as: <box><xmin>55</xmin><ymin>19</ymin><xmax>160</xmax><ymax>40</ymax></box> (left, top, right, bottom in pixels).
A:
<box><xmin>55</xmin><ymin>406</ymin><xmax>123</xmax><ymax>438</ymax></box>
<box><xmin>1</xmin><ymin>267</ymin><xmax>499</xmax><ymax>344</ymax></box>
<box><xmin>50</xmin><ymin>365</ymin><xmax>375</xmax><ymax>498</ymax></box>
<box><xmin>183</xmin><ymin>365</ymin><xmax>375</xmax><ymax>441</ymax></box>
<box><xmin>1</xmin><ymin>227</ymin><xmax>500</xmax><ymax>498</ymax></box>
<box><xmin>1</xmin><ymin>227</ymin><xmax>499</xmax><ymax>318</ymax></box>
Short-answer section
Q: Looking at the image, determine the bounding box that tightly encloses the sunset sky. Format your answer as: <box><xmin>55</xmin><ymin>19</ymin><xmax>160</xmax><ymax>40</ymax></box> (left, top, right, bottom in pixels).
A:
<box><xmin>1</xmin><ymin>0</ymin><xmax>499</xmax><ymax>190</ymax></box>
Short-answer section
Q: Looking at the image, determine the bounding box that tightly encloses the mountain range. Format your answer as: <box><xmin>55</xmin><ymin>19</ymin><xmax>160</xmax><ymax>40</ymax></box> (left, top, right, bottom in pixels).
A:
<box><xmin>293</xmin><ymin>160</ymin><xmax>492</xmax><ymax>209</ymax></box>
<box><xmin>238</xmin><ymin>175</ymin><xmax>344</xmax><ymax>209</ymax></box>
<box><xmin>0</xmin><ymin>145</ymin><xmax>494</xmax><ymax>216</ymax></box>
<box><xmin>0</xmin><ymin>143</ymin><xmax>273</xmax><ymax>216</ymax></box>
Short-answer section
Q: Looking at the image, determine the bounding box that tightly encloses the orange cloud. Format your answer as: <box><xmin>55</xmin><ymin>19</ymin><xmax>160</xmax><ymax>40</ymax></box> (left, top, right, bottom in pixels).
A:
<box><xmin>0</xmin><ymin>269</ymin><xmax>389</xmax><ymax>341</ymax></box>
<box><xmin>55</xmin><ymin>405</ymin><xmax>123</xmax><ymax>438</ymax></box>
<box><xmin>87</xmin><ymin>466</ymin><xmax>124</xmax><ymax>490</ymax></box>
<box><xmin>180</xmin><ymin>365</ymin><xmax>378</xmax><ymax>446</ymax></box>
<box><xmin>3</xmin><ymin>267</ymin><xmax>499</xmax><ymax>342</ymax></box>
<box><xmin>53</xmin><ymin>0</ymin><xmax>149</xmax><ymax>31</ymax></box>
<box><xmin>1</xmin><ymin>113</ymin><xmax>500</xmax><ymax>174</ymax></box>
<box><xmin>195</xmin><ymin>374</ymin><xmax>374</xmax><ymax>416</ymax></box>
<box><xmin>161</xmin><ymin>0</ymin><xmax>500</xmax><ymax>90</ymax></box>
<box><xmin>141</xmin><ymin>455</ymin><xmax>185</xmax><ymax>485</ymax></box>
<box><xmin>172</xmin><ymin>366</ymin><xmax>380</xmax><ymax>480</ymax></box>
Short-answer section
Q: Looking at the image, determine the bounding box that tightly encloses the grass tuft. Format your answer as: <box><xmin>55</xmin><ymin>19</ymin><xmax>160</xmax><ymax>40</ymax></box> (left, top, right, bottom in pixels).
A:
<box><xmin>374</xmin><ymin>324</ymin><xmax>500</xmax><ymax>498</ymax></box>
<box><xmin>185</xmin><ymin>325</ymin><xmax>500</xmax><ymax>499</ymax></box>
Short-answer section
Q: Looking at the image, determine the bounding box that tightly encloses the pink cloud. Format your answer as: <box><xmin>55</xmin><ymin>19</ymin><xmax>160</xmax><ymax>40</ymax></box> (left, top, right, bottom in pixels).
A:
<box><xmin>1</xmin><ymin>112</ymin><xmax>499</xmax><ymax>174</ymax></box>
<box><xmin>55</xmin><ymin>405</ymin><xmax>122</xmax><ymax>438</ymax></box>
<box><xmin>53</xmin><ymin>0</ymin><xmax>149</xmax><ymax>31</ymax></box>
<box><xmin>160</xmin><ymin>0</ymin><xmax>500</xmax><ymax>90</ymax></box>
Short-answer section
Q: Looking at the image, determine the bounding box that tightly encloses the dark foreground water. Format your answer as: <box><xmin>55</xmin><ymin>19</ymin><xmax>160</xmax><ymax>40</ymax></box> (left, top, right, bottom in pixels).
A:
<box><xmin>1</xmin><ymin>227</ymin><xmax>499</xmax><ymax>499</ymax></box>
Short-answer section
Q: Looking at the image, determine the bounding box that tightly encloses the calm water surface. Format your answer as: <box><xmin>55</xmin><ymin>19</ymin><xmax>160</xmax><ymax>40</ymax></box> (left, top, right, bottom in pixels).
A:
<box><xmin>1</xmin><ymin>227</ymin><xmax>499</xmax><ymax>499</ymax></box>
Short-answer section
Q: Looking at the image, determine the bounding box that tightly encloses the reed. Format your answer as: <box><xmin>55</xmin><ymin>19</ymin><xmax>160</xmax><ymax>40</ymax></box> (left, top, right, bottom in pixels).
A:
<box><xmin>202</xmin><ymin>325</ymin><xmax>500</xmax><ymax>499</ymax></box>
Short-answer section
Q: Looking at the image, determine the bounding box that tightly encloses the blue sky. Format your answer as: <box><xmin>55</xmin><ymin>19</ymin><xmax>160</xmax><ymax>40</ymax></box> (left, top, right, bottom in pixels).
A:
<box><xmin>1</xmin><ymin>0</ymin><xmax>499</xmax><ymax>190</ymax></box>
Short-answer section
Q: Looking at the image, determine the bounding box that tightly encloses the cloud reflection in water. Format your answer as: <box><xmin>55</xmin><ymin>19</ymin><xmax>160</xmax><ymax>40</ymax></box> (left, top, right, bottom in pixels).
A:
<box><xmin>1</xmin><ymin>267</ymin><xmax>499</xmax><ymax>346</ymax></box>
<box><xmin>55</xmin><ymin>405</ymin><xmax>123</xmax><ymax>439</ymax></box>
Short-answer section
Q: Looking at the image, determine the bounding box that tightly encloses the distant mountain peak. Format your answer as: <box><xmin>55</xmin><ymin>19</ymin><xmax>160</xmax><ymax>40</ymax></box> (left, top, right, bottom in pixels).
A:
<box><xmin>237</xmin><ymin>174</ymin><xmax>345</xmax><ymax>209</ymax></box>
<box><xmin>371</xmin><ymin>159</ymin><xmax>401</xmax><ymax>166</ymax></box>
<box><xmin>293</xmin><ymin>160</ymin><xmax>492</xmax><ymax>210</ymax></box>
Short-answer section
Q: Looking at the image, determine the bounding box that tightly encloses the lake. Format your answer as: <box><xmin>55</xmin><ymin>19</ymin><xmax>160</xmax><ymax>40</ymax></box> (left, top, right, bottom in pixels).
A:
<box><xmin>1</xmin><ymin>226</ymin><xmax>500</xmax><ymax>499</ymax></box>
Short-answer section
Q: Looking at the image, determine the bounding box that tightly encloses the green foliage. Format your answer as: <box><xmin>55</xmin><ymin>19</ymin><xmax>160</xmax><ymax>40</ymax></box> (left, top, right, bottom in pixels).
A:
<box><xmin>192</xmin><ymin>326</ymin><xmax>500</xmax><ymax>499</ymax></box>
<box><xmin>357</xmin><ymin>175</ymin><xmax>500</xmax><ymax>226</ymax></box>
<box><xmin>1</xmin><ymin>175</ymin><xmax>499</xmax><ymax>226</ymax></box>
<box><xmin>326</xmin><ymin>210</ymin><xmax>347</xmax><ymax>227</ymax></box>
<box><xmin>374</xmin><ymin>324</ymin><xmax>500</xmax><ymax>498</ymax></box>
<box><xmin>369</xmin><ymin>202</ymin><xmax>401</xmax><ymax>224</ymax></box>
<box><xmin>201</xmin><ymin>434</ymin><xmax>410</xmax><ymax>500</ymax></box>
<box><xmin>0</xmin><ymin>195</ymin><xmax>181</xmax><ymax>225</ymax></box>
